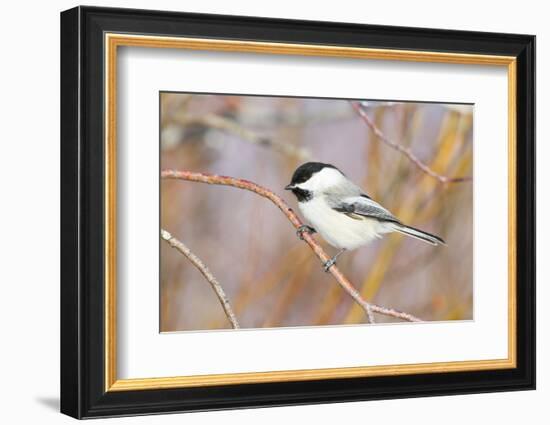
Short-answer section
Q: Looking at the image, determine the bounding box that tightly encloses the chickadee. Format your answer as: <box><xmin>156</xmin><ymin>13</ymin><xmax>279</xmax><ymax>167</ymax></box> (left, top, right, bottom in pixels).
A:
<box><xmin>285</xmin><ymin>162</ymin><xmax>445</xmax><ymax>271</ymax></box>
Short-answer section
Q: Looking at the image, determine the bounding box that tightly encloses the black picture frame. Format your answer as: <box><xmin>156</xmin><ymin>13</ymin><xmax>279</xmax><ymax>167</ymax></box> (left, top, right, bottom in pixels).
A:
<box><xmin>61</xmin><ymin>5</ymin><xmax>535</xmax><ymax>419</ymax></box>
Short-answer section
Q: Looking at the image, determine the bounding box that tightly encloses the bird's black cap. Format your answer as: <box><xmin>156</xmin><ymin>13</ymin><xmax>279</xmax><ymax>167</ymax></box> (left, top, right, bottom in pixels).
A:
<box><xmin>285</xmin><ymin>162</ymin><xmax>339</xmax><ymax>189</ymax></box>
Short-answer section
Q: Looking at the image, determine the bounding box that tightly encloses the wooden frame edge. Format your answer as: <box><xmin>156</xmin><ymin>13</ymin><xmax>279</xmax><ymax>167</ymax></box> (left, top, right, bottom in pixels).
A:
<box><xmin>108</xmin><ymin>358</ymin><xmax>516</xmax><ymax>391</ymax></box>
<box><xmin>103</xmin><ymin>33</ymin><xmax>518</xmax><ymax>392</ymax></box>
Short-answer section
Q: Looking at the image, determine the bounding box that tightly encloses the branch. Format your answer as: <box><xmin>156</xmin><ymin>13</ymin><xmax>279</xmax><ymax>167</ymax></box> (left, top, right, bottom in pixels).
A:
<box><xmin>162</xmin><ymin>169</ymin><xmax>422</xmax><ymax>323</ymax></box>
<box><xmin>161</xmin><ymin>229</ymin><xmax>240</xmax><ymax>329</ymax></box>
<box><xmin>173</xmin><ymin>113</ymin><xmax>311</xmax><ymax>160</ymax></box>
<box><xmin>351</xmin><ymin>101</ymin><xmax>472</xmax><ymax>184</ymax></box>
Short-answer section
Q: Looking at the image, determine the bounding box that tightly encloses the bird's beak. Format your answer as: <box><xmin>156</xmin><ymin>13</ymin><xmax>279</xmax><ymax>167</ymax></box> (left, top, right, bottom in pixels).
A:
<box><xmin>284</xmin><ymin>184</ymin><xmax>294</xmax><ymax>191</ymax></box>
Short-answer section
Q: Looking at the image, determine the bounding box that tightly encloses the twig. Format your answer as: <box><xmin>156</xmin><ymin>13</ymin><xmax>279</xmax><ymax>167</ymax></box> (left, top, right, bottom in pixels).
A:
<box><xmin>173</xmin><ymin>113</ymin><xmax>311</xmax><ymax>160</ymax></box>
<box><xmin>161</xmin><ymin>229</ymin><xmax>240</xmax><ymax>329</ymax></box>
<box><xmin>351</xmin><ymin>101</ymin><xmax>472</xmax><ymax>184</ymax></box>
<box><xmin>162</xmin><ymin>169</ymin><xmax>422</xmax><ymax>323</ymax></box>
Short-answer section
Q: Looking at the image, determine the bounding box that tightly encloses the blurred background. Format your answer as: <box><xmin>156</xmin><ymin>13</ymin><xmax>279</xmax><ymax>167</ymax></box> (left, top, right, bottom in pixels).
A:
<box><xmin>160</xmin><ymin>93</ymin><xmax>473</xmax><ymax>332</ymax></box>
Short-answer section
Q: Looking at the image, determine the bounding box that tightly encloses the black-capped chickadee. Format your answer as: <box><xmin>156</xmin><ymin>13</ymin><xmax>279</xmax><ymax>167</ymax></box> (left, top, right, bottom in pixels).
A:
<box><xmin>285</xmin><ymin>162</ymin><xmax>445</xmax><ymax>271</ymax></box>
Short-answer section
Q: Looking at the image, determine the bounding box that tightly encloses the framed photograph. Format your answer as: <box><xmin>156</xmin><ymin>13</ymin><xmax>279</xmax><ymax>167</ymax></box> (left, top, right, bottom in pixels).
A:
<box><xmin>60</xmin><ymin>6</ymin><xmax>535</xmax><ymax>419</ymax></box>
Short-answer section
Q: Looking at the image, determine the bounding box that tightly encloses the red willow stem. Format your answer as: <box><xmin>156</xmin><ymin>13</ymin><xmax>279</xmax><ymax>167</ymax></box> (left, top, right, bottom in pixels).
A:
<box><xmin>161</xmin><ymin>229</ymin><xmax>240</xmax><ymax>329</ymax></box>
<box><xmin>351</xmin><ymin>101</ymin><xmax>472</xmax><ymax>184</ymax></box>
<box><xmin>161</xmin><ymin>169</ymin><xmax>422</xmax><ymax>323</ymax></box>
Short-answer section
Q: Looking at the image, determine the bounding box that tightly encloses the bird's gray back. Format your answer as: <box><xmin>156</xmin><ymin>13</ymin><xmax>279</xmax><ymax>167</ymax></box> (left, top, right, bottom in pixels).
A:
<box><xmin>322</xmin><ymin>179</ymin><xmax>362</xmax><ymax>202</ymax></box>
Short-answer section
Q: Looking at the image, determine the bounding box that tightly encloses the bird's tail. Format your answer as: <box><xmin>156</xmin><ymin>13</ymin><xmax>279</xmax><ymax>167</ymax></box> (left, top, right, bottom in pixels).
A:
<box><xmin>392</xmin><ymin>224</ymin><xmax>446</xmax><ymax>246</ymax></box>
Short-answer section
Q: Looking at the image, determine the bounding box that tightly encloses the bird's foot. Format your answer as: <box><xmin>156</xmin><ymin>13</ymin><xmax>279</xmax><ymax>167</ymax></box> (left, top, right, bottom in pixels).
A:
<box><xmin>296</xmin><ymin>225</ymin><xmax>316</xmax><ymax>240</ymax></box>
<box><xmin>323</xmin><ymin>249</ymin><xmax>346</xmax><ymax>272</ymax></box>
<box><xmin>323</xmin><ymin>257</ymin><xmax>337</xmax><ymax>272</ymax></box>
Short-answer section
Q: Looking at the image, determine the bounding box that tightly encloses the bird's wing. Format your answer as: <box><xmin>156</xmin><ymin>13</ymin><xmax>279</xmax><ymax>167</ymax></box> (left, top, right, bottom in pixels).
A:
<box><xmin>329</xmin><ymin>195</ymin><xmax>401</xmax><ymax>223</ymax></box>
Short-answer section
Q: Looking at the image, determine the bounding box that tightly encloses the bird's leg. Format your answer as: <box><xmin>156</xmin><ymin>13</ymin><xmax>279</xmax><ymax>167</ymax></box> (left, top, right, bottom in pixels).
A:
<box><xmin>323</xmin><ymin>249</ymin><xmax>346</xmax><ymax>272</ymax></box>
<box><xmin>296</xmin><ymin>224</ymin><xmax>316</xmax><ymax>240</ymax></box>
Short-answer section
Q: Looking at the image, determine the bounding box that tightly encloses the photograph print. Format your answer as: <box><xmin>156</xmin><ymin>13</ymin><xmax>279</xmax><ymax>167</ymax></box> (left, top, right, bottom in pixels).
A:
<box><xmin>160</xmin><ymin>93</ymin><xmax>473</xmax><ymax>332</ymax></box>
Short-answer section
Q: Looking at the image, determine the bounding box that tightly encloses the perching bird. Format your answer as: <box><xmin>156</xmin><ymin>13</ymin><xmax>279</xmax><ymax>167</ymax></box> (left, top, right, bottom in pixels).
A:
<box><xmin>285</xmin><ymin>162</ymin><xmax>445</xmax><ymax>271</ymax></box>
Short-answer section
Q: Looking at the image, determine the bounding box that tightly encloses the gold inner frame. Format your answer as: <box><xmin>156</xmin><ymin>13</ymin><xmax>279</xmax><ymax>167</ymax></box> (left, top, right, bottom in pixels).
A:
<box><xmin>104</xmin><ymin>33</ymin><xmax>517</xmax><ymax>392</ymax></box>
